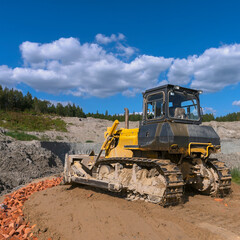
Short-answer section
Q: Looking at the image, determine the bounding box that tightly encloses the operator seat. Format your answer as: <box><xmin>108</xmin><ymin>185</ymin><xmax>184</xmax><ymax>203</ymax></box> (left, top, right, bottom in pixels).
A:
<box><xmin>174</xmin><ymin>107</ymin><xmax>186</xmax><ymax>119</ymax></box>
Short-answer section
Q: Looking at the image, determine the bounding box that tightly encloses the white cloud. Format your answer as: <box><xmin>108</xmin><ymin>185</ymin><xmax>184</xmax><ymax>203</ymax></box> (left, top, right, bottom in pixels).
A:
<box><xmin>203</xmin><ymin>107</ymin><xmax>216</xmax><ymax>114</ymax></box>
<box><xmin>0</xmin><ymin>65</ymin><xmax>16</xmax><ymax>86</ymax></box>
<box><xmin>0</xmin><ymin>37</ymin><xmax>172</xmax><ymax>97</ymax></box>
<box><xmin>95</xmin><ymin>33</ymin><xmax>125</xmax><ymax>44</ymax></box>
<box><xmin>1</xmin><ymin>36</ymin><xmax>240</xmax><ymax>99</ymax></box>
<box><xmin>45</xmin><ymin>99</ymin><xmax>72</xmax><ymax>107</ymax></box>
<box><xmin>20</xmin><ymin>37</ymin><xmax>82</xmax><ymax>67</ymax></box>
<box><xmin>116</xmin><ymin>43</ymin><xmax>136</xmax><ymax>57</ymax></box>
<box><xmin>168</xmin><ymin>44</ymin><xmax>240</xmax><ymax>92</ymax></box>
<box><xmin>233</xmin><ymin>100</ymin><xmax>240</xmax><ymax>106</ymax></box>
<box><xmin>122</xmin><ymin>88</ymin><xmax>141</xmax><ymax>97</ymax></box>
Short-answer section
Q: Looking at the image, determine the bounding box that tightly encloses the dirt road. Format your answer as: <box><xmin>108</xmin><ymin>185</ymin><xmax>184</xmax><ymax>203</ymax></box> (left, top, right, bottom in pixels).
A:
<box><xmin>23</xmin><ymin>183</ymin><xmax>240</xmax><ymax>240</ymax></box>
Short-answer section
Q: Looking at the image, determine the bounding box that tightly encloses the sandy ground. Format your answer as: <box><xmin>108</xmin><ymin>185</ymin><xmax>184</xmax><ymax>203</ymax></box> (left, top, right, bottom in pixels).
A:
<box><xmin>29</xmin><ymin>117</ymin><xmax>139</xmax><ymax>143</ymax></box>
<box><xmin>23</xmin><ymin>183</ymin><xmax>240</xmax><ymax>240</ymax></box>
<box><xmin>202</xmin><ymin>121</ymin><xmax>240</xmax><ymax>140</ymax></box>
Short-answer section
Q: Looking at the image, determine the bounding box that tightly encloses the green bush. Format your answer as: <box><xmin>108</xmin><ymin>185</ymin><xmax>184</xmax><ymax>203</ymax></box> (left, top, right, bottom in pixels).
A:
<box><xmin>56</xmin><ymin>135</ymin><xmax>64</xmax><ymax>140</ymax></box>
<box><xmin>5</xmin><ymin>131</ymin><xmax>40</xmax><ymax>141</ymax></box>
<box><xmin>0</xmin><ymin>111</ymin><xmax>67</xmax><ymax>132</ymax></box>
<box><xmin>231</xmin><ymin>168</ymin><xmax>240</xmax><ymax>185</ymax></box>
<box><xmin>202</xmin><ymin>112</ymin><xmax>240</xmax><ymax>122</ymax></box>
<box><xmin>202</xmin><ymin>113</ymin><xmax>215</xmax><ymax>122</ymax></box>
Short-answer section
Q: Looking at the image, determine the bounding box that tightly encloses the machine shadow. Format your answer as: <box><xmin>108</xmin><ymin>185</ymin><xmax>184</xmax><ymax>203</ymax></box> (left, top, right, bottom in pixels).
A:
<box><xmin>182</xmin><ymin>185</ymin><xmax>200</xmax><ymax>204</ymax></box>
<box><xmin>65</xmin><ymin>183</ymin><xmax>128</xmax><ymax>200</ymax></box>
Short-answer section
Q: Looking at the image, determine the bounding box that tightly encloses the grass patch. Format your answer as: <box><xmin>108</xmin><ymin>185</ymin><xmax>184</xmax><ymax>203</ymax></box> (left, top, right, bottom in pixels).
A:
<box><xmin>5</xmin><ymin>131</ymin><xmax>40</xmax><ymax>141</ymax></box>
<box><xmin>86</xmin><ymin>140</ymin><xmax>94</xmax><ymax>143</ymax></box>
<box><xmin>56</xmin><ymin>135</ymin><xmax>64</xmax><ymax>140</ymax></box>
<box><xmin>39</xmin><ymin>135</ymin><xmax>50</xmax><ymax>141</ymax></box>
<box><xmin>231</xmin><ymin>168</ymin><xmax>240</xmax><ymax>185</ymax></box>
<box><xmin>0</xmin><ymin>111</ymin><xmax>67</xmax><ymax>132</ymax></box>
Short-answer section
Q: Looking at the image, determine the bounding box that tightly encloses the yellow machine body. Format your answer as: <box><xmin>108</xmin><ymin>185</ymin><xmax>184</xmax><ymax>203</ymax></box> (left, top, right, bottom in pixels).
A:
<box><xmin>103</xmin><ymin>120</ymin><xmax>219</xmax><ymax>159</ymax></box>
<box><xmin>105</xmin><ymin>127</ymin><xmax>139</xmax><ymax>158</ymax></box>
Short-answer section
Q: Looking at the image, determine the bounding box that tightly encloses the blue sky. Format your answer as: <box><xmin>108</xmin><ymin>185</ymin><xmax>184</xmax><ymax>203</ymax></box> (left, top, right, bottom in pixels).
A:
<box><xmin>0</xmin><ymin>0</ymin><xmax>240</xmax><ymax>116</ymax></box>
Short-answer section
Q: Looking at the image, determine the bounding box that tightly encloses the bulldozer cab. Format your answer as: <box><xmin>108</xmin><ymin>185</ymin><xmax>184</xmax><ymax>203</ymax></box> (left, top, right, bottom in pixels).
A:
<box><xmin>142</xmin><ymin>84</ymin><xmax>202</xmax><ymax>125</ymax></box>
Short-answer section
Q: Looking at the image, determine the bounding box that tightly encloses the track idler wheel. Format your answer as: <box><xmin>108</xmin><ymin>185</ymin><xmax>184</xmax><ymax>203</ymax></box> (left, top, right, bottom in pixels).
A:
<box><xmin>190</xmin><ymin>159</ymin><xmax>219</xmax><ymax>195</ymax></box>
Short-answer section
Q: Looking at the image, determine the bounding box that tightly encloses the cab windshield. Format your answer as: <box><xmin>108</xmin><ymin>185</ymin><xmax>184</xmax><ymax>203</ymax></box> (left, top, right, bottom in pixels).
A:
<box><xmin>168</xmin><ymin>90</ymin><xmax>199</xmax><ymax>121</ymax></box>
<box><xmin>146</xmin><ymin>92</ymin><xmax>164</xmax><ymax>120</ymax></box>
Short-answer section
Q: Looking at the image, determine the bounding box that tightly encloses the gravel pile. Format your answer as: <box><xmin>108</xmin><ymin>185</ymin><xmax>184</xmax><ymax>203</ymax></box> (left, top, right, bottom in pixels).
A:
<box><xmin>0</xmin><ymin>140</ymin><xmax>63</xmax><ymax>196</ymax></box>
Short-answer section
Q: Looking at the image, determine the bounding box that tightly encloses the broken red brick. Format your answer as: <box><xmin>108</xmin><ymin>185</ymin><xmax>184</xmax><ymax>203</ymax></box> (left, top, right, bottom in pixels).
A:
<box><xmin>16</xmin><ymin>224</ymin><xmax>25</xmax><ymax>234</ymax></box>
<box><xmin>31</xmin><ymin>224</ymin><xmax>37</xmax><ymax>229</ymax></box>
<box><xmin>9</xmin><ymin>222</ymin><xmax>17</xmax><ymax>230</ymax></box>
<box><xmin>8</xmin><ymin>228</ymin><xmax>15</xmax><ymax>236</ymax></box>
<box><xmin>16</xmin><ymin>216</ymin><xmax>24</xmax><ymax>226</ymax></box>
<box><xmin>24</xmin><ymin>227</ymin><xmax>31</xmax><ymax>234</ymax></box>
<box><xmin>0</xmin><ymin>177</ymin><xmax>62</xmax><ymax>239</ymax></box>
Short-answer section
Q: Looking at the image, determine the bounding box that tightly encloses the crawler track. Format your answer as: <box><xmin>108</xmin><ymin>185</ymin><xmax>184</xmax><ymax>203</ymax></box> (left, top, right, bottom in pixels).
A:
<box><xmin>94</xmin><ymin>157</ymin><xmax>184</xmax><ymax>206</ymax></box>
<box><xmin>207</xmin><ymin>158</ymin><xmax>232</xmax><ymax>197</ymax></box>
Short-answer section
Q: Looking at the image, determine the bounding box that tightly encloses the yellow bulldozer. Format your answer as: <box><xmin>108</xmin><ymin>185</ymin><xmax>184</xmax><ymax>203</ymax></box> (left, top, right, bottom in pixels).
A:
<box><xmin>63</xmin><ymin>84</ymin><xmax>231</xmax><ymax>206</ymax></box>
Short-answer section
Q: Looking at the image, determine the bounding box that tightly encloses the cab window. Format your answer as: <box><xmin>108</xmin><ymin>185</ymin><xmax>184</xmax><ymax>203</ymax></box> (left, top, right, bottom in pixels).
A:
<box><xmin>168</xmin><ymin>91</ymin><xmax>199</xmax><ymax>120</ymax></box>
<box><xmin>146</xmin><ymin>92</ymin><xmax>164</xmax><ymax>119</ymax></box>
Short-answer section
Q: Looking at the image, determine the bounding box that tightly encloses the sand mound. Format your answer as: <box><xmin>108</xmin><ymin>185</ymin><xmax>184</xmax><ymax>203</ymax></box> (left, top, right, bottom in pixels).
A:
<box><xmin>23</xmin><ymin>183</ymin><xmax>240</xmax><ymax>240</ymax></box>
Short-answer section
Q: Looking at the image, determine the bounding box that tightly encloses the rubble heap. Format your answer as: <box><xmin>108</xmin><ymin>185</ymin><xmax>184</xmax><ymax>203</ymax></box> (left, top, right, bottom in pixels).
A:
<box><xmin>0</xmin><ymin>177</ymin><xmax>62</xmax><ymax>239</ymax></box>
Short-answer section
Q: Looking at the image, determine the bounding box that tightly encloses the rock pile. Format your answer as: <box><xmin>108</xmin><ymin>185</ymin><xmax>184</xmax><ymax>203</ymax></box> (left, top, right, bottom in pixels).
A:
<box><xmin>0</xmin><ymin>140</ymin><xmax>63</xmax><ymax>196</ymax></box>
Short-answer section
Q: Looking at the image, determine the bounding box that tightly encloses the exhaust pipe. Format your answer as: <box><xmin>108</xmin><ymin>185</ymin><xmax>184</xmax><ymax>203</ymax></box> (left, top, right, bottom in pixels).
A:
<box><xmin>124</xmin><ymin>108</ymin><xmax>129</xmax><ymax>129</ymax></box>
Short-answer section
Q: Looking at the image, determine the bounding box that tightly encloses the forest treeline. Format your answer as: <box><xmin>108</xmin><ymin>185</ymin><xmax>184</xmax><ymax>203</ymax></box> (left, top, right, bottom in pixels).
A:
<box><xmin>0</xmin><ymin>85</ymin><xmax>239</xmax><ymax>122</ymax></box>
<box><xmin>202</xmin><ymin>113</ymin><xmax>240</xmax><ymax>122</ymax></box>
<box><xmin>0</xmin><ymin>85</ymin><xmax>86</xmax><ymax>117</ymax></box>
<box><xmin>0</xmin><ymin>85</ymin><xmax>142</xmax><ymax>121</ymax></box>
<box><xmin>86</xmin><ymin>111</ymin><xmax>142</xmax><ymax>121</ymax></box>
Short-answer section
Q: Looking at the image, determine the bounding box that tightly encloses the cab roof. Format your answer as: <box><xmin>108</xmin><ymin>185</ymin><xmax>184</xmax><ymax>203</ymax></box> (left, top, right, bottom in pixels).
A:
<box><xmin>143</xmin><ymin>84</ymin><xmax>200</xmax><ymax>96</ymax></box>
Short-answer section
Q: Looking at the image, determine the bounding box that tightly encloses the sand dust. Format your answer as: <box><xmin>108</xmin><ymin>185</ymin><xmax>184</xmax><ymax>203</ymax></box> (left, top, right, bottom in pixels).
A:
<box><xmin>23</xmin><ymin>183</ymin><xmax>240</xmax><ymax>240</ymax></box>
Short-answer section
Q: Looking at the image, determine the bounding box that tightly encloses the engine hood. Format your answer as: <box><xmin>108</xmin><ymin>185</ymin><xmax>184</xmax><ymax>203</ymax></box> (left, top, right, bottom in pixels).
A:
<box><xmin>138</xmin><ymin>122</ymin><xmax>220</xmax><ymax>150</ymax></box>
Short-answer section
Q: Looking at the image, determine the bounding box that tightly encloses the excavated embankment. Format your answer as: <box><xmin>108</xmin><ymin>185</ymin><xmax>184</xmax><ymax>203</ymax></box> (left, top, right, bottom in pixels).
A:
<box><xmin>0</xmin><ymin>137</ymin><xmax>102</xmax><ymax>196</ymax></box>
<box><xmin>0</xmin><ymin>139</ymin><xmax>63</xmax><ymax>196</ymax></box>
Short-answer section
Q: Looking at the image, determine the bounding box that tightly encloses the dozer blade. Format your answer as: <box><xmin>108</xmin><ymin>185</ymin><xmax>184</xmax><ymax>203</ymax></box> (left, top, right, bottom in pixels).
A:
<box><xmin>63</xmin><ymin>153</ymin><xmax>122</xmax><ymax>192</ymax></box>
<box><xmin>70</xmin><ymin>176</ymin><xmax>122</xmax><ymax>191</ymax></box>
